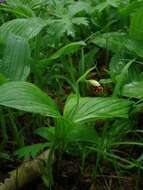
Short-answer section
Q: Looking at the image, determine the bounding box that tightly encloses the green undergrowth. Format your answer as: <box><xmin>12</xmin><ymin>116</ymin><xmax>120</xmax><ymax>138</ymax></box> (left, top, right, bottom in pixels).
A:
<box><xmin>0</xmin><ymin>0</ymin><xmax>143</xmax><ymax>189</ymax></box>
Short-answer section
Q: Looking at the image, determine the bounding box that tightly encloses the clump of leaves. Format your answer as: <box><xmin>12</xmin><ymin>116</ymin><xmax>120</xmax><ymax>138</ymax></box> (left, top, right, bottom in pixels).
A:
<box><xmin>0</xmin><ymin>0</ymin><xmax>143</xmax><ymax>189</ymax></box>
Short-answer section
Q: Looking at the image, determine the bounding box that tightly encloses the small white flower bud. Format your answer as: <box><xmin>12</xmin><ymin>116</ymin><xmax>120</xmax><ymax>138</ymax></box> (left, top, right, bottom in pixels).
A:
<box><xmin>87</xmin><ymin>80</ymin><xmax>101</xmax><ymax>87</ymax></box>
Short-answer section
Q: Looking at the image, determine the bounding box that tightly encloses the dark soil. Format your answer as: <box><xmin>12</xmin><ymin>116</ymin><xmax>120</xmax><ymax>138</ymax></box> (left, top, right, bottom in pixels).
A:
<box><xmin>1</xmin><ymin>154</ymin><xmax>142</xmax><ymax>190</ymax></box>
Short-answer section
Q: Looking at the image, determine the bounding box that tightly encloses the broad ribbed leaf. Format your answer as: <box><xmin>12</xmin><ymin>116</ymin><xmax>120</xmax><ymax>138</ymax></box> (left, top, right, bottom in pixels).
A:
<box><xmin>0</xmin><ymin>33</ymin><xmax>31</xmax><ymax>80</ymax></box>
<box><xmin>0</xmin><ymin>81</ymin><xmax>60</xmax><ymax>117</ymax></box>
<box><xmin>64</xmin><ymin>95</ymin><xmax>131</xmax><ymax>122</ymax></box>
<box><xmin>0</xmin><ymin>73</ymin><xmax>7</xmax><ymax>85</ymax></box>
<box><xmin>122</xmin><ymin>81</ymin><xmax>143</xmax><ymax>99</ymax></box>
<box><xmin>0</xmin><ymin>0</ymin><xmax>35</xmax><ymax>18</ymax></box>
<box><xmin>119</xmin><ymin>1</ymin><xmax>143</xmax><ymax>17</ymax></box>
<box><xmin>130</xmin><ymin>9</ymin><xmax>143</xmax><ymax>41</ymax></box>
<box><xmin>68</xmin><ymin>125</ymin><xmax>98</xmax><ymax>143</ymax></box>
<box><xmin>35</xmin><ymin>125</ymin><xmax>98</xmax><ymax>144</ymax></box>
<box><xmin>0</xmin><ymin>17</ymin><xmax>47</xmax><ymax>40</ymax></box>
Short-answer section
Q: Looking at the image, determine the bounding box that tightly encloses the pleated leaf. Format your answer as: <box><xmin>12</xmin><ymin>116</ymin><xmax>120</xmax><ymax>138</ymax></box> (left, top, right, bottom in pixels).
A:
<box><xmin>0</xmin><ymin>0</ymin><xmax>35</xmax><ymax>18</ymax></box>
<box><xmin>0</xmin><ymin>73</ymin><xmax>7</xmax><ymax>85</ymax></box>
<box><xmin>130</xmin><ymin>9</ymin><xmax>143</xmax><ymax>41</ymax></box>
<box><xmin>0</xmin><ymin>81</ymin><xmax>60</xmax><ymax>117</ymax></box>
<box><xmin>64</xmin><ymin>95</ymin><xmax>131</xmax><ymax>123</ymax></box>
<box><xmin>122</xmin><ymin>81</ymin><xmax>143</xmax><ymax>99</ymax></box>
<box><xmin>0</xmin><ymin>33</ymin><xmax>31</xmax><ymax>80</ymax></box>
<box><xmin>68</xmin><ymin>125</ymin><xmax>98</xmax><ymax>143</ymax></box>
<box><xmin>0</xmin><ymin>17</ymin><xmax>47</xmax><ymax>40</ymax></box>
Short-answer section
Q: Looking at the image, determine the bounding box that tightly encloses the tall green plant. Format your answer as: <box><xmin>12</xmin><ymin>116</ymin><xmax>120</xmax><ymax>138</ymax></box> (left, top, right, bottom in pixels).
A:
<box><xmin>0</xmin><ymin>79</ymin><xmax>138</xmax><ymax>187</ymax></box>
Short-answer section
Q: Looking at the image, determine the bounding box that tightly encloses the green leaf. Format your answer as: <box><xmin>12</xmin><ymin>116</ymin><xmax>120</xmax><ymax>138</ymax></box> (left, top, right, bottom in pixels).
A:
<box><xmin>0</xmin><ymin>33</ymin><xmax>31</xmax><ymax>80</ymax></box>
<box><xmin>95</xmin><ymin>2</ymin><xmax>108</xmax><ymax>12</ymax></box>
<box><xmin>110</xmin><ymin>55</ymin><xmax>142</xmax><ymax>84</ymax></box>
<box><xmin>0</xmin><ymin>17</ymin><xmax>47</xmax><ymax>40</ymax></box>
<box><xmin>91</xmin><ymin>32</ymin><xmax>143</xmax><ymax>58</ymax></box>
<box><xmin>122</xmin><ymin>81</ymin><xmax>143</xmax><ymax>99</ymax></box>
<box><xmin>54</xmin><ymin>117</ymin><xmax>76</xmax><ymax>142</ymax></box>
<box><xmin>130</xmin><ymin>8</ymin><xmax>143</xmax><ymax>41</ymax></box>
<box><xmin>0</xmin><ymin>152</ymin><xmax>11</xmax><ymax>160</ymax></box>
<box><xmin>47</xmin><ymin>16</ymin><xmax>88</xmax><ymax>42</ymax></box>
<box><xmin>109</xmin><ymin>54</ymin><xmax>125</xmax><ymax>80</ymax></box>
<box><xmin>125</xmin><ymin>39</ymin><xmax>143</xmax><ymax>58</ymax></box>
<box><xmin>113</xmin><ymin>60</ymin><xmax>134</xmax><ymax>96</ymax></box>
<box><xmin>35</xmin><ymin>127</ymin><xmax>55</xmax><ymax>141</ymax></box>
<box><xmin>29</xmin><ymin>0</ymin><xmax>48</xmax><ymax>9</ymax></box>
<box><xmin>15</xmin><ymin>143</ymin><xmax>49</xmax><ymax>158</ymax></box>
<box><xmin>83</xmin><ymin>48</ymin><xmax>98</xmax><ymax>69</ymax></box>
<box><xmin>64</xmin><ymin>95</ymin><xmax>131</xmax><ymax>123</ymax></box>
<box><xmin>69</xmin><ymin>1</ymin><xmax>91</xmax><ymax>16</ymax></box>
<box><xmin>68</xmin><ymin>125</ymin><xmax>98</xmax><ymax>143</ymax></box>
<box><xmin>46</xmin><ymin>2</ymin><xmax>88</xmax><ymax>46</ymax></box>
<box><xmin>0</xmin><ymin>0</ymin><xmax>35</xmax><ymax>18</ymax></box>
<box><xmin>95</xmin><ymin>0</ymin><xmax>121</xmax><ymax>12</ymax></box>
<box><xmin>39</xmin><ymin>41</ymin><xmax>86</xmax><ymax>69</ymax></box>
<box><xmin>48</xmin><ymin>41</ymin><xmax>86</xmax><ymax>60</ymax></box>
<box><xmin>0</xmin><ymin>73</ymin><xmax>8</xmax><ymax>85</ymax></box>
<box><xmin>72</xmin><ymin>17</ymin><xmax>88</xmax><ymax>26</ymax></box>
<box><xmin>107</xmin><ymin>0</ymin><xmax>121</xmax><ymax>7</ymax></box>
<box><xmin>36</xmin><ymin>119</ymin><xmax>78</xmax><ymax>148</ymax></box>
<box><xmin>0</xmin><ymin>81</ymin><xmax>60</xmax><ymax>117</ymax></box>
<box><xmin>119</xmin><ymin>1</ymin><xmax>143</xmax><ymax>17</ymax></box>
<box><xmin>90</xmin><ymin>32</ymin><xmax>126</xmax><ymax>53</ymax></box>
